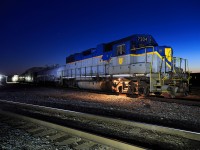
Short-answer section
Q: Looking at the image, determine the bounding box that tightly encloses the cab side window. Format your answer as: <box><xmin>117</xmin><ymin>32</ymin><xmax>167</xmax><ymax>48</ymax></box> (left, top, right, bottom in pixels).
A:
<box><xmin>117</xmin><ymin>44</ymin><xmax>126</xmax><ymax>56</ymax></box>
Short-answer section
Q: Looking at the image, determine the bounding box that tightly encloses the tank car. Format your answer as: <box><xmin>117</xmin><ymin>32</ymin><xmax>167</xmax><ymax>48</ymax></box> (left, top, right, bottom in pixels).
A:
<box><xmin>19</xmin><ymin>65</ymin><xmax>64</xmax><ymax>85</ymax></box>
<box><xmin>19</xmin><ymin>67</ymin><xmax>44</xmax><ymax>83</ymax></box>
<box><xmin>36</xmin><ymin>65</ymin><xmax>65</xmax><ymax>85</ymax></box>
<box><xmin>63</xmin><ymin>34</ymin><xmax>190</xmax><ymax>98</ymax></box>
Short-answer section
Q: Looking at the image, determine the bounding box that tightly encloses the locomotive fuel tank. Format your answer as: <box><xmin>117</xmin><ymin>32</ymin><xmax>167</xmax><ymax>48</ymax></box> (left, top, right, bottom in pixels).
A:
<box><xmin>77</xmin><ymin>81</ymin><xmax>113</xmax><ymax>91</ymax></box>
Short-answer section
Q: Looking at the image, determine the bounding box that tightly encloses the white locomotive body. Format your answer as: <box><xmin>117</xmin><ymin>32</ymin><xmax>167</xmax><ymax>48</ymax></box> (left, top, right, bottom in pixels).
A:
<box><xmin>63</xmin><ymin>34</ymin><xmax>190</xmax><ymax>98</ymax></box>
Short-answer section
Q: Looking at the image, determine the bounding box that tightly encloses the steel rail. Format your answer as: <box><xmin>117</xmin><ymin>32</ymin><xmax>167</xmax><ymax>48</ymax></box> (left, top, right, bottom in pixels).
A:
<box><xmin>0</xmin><ymin>99</ymin><xmax>199</xmax><ymax>142</ymax></box>
<box><xmin>0</xmin><ymin>110</ymin><xmax>144</xmax><ymax>150</ymax></box>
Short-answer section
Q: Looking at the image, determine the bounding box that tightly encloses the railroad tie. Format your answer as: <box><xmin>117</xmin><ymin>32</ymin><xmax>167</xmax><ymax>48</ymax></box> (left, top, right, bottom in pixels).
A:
<box><xmin>74</xmin><ymin>141</ymin><xmax>97</xmax><ymax>150</ymax></box>
<box><xmin>0</xmin><ymin>115</ymin><xmax>5</xmax><ymax>118</ymax></box>
<box><xmin>55</xmin><ymin>137</ymin><xmax>81</xmax><ymax>146</ymax></box>
<box><xmin>17</xmin><ymin>123</ymin><xmax>35</xmax><ymax>129</ymax></box>
<box><xmin>0</xmin><ymin>117</ymin><xmax>11</xmax><ymax>122</ymax></box>
<box><xmin>6</xmin><ymin>120</ymin><xmax>25</xmax><ymax>127</ymax></box>
<box><xmin>26</xmin><ymin>126</ymin><xmax>45</xmax><ymax>134</ymax></box>
<box><xmin>2</xmin><ymin>119</ymin><xmax>19</xmax><ymax>125</ymax></box>
<box><xmin>11</xmin><ymin>122</ymin><xmax>27</xmax><ymax>128</ymax></box>
<box><xmin>33</xmin><ymin>129</ymin><xmax>57</xmax><ymax>137</ymax></box>
<box><xmin>47</xmin><ymin>132</ymin><xmax>67</xmax><ymax>141</ymax></box>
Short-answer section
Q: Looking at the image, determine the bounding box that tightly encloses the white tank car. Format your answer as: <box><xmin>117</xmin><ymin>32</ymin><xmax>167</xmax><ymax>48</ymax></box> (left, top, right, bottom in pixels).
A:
<box><xmin>36</xmin><ymin>65</ymin><xmax>65</xmax><ymax>84</ymax></box>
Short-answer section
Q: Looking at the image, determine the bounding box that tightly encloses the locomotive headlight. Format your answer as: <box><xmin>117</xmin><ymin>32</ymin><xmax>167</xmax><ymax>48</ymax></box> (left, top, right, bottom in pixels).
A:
<box><xmin>0</xmin><ymin>75</ymin><xmax>2</xmax><ymax>81</ymax></box>
<box><xmin>12</xmin><ymin>75</ymin><xmax>19</xmax><ymax>82</ymax></box>
<box><xmin>26</xmin><ymin>76</ymin><xmax>32</xmax><ymax>81</ymax></box>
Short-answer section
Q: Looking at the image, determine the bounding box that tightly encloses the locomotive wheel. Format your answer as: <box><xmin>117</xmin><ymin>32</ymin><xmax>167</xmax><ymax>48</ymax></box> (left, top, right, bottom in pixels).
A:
<box><xmin>154</xmin><ymin>92</ymin><xmax>161</xmax><ymax>96</ymax></box>
<box><xmin>143</xmin><ymin>87</ymin><xmax>150</xmax><ymax>97</ymax></box>
<box><xmin>138</xmin><ymin>86</ymin><xmax>149</xmax><ymax>97</ymax></box>
<box><xmin>118</xmin><ymin>86</ymin><xmax>122</xmax><ymax>94</ymax></box>
<box><xmin>138</xmin><ymin>81</ymin><xmax>150</xmax><ymax>97</ymax></box>
<box><xmin>128</xmin><ymin>80</ymin><xmax>137</xmax><ymax>95</ymax></box>
<box><xmin>184</xmin><ymin>92</ymin><xmax>189</xmax><ymax>96</ymax></box>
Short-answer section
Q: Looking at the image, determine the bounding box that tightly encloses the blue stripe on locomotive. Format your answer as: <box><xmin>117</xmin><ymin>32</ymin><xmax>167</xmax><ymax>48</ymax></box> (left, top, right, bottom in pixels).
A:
<box><xmin>66</xmin><ymin>34</ymin><xmax>172</xmax><ymax>67</ymax></box>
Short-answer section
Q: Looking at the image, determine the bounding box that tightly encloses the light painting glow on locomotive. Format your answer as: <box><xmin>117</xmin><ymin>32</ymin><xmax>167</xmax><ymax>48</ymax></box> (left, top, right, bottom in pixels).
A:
<box><xmin>63</xmin><ymin>34</ymin><xmax>190</xmax><ymax>98</ymax></box>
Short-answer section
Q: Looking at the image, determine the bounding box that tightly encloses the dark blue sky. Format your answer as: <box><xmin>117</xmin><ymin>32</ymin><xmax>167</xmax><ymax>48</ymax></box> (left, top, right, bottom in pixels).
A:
<box><xmin>0</xmin><ymin>0</ymin><xmax>200</xmax><ymax>75</ymax></box>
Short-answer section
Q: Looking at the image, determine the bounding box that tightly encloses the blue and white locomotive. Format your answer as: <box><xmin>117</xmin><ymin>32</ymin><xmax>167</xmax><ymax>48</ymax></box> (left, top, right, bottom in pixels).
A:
<box><xmin>63</xmin><ymin>34</ymin><xmax>190</xmax><ymax>98</ymax></box>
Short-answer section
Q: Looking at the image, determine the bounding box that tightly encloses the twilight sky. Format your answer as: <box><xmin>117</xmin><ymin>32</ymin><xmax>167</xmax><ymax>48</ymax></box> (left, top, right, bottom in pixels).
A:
<box><xmin>0</xmin><ymin>0</ymin><xmax>200</xmax><ymax>75</ymax></box>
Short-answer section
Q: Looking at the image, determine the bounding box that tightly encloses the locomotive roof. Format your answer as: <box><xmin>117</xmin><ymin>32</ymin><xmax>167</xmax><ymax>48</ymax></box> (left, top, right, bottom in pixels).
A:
<box><xmin>104</xmin><ymin>34</ymin><xmax>157</xmax><ymax>45</ymax></box>
<box><xmin>66</xmin><ymin>34</ymin><xmax>158</xmax><ymax>63</ymax></box>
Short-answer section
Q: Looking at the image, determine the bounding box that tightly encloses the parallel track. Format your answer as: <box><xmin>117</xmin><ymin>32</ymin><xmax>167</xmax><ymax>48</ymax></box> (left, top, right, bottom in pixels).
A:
<box><xmin>0</xmin><ymin>99</ymin><xmax>200</xmax><ymax>149</ymax></box>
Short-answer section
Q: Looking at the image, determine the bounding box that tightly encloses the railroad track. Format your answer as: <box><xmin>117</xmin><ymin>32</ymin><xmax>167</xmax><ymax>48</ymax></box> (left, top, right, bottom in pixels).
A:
<box><xmin>0</xmin><ymin>99</ymin><xmax>200</xmax><ymax>149</ymax></box>
<box><xmin>0</xmin><ymin>110</ymin><xmax>142</xmax><ymax>150</ymax></box>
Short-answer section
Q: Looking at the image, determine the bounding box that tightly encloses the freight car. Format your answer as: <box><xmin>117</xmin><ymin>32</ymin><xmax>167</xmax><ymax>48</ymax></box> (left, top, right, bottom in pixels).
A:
<box><xmin>63</xmin><ymin>34</ymin><xmax>190</xmax><ymax>98</ymax></box>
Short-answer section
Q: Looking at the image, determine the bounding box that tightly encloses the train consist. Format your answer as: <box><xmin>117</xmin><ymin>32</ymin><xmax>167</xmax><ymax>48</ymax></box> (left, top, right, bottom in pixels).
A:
<box><xmin>19</xmin><ymin>34</ymin><xmax>190</xmax><ymax>98</ymax></box>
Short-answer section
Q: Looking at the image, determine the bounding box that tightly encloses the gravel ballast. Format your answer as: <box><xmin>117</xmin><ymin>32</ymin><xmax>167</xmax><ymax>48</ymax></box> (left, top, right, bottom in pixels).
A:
<box><xmin>0</xmin><ymin>121</ymin><xmax>71</xmax><ymax>150</ymax></box>
<box><xmin>0</xmin><ymin>84</ymin><xmax>199</xmax><ymax>132</ymax></box>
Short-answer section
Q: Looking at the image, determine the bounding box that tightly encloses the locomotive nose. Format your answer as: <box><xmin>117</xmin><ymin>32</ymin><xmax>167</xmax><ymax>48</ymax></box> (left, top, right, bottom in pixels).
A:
<box><xmin>165</xmin><ymin>48</ymin><xmax>172</xmax><ymax>63</ymax></box>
